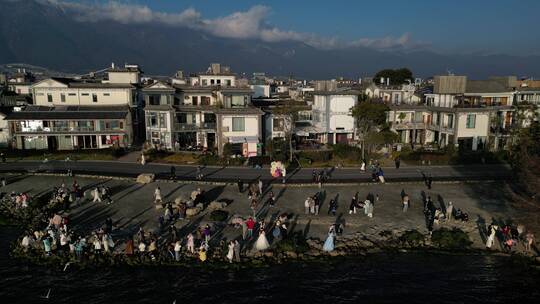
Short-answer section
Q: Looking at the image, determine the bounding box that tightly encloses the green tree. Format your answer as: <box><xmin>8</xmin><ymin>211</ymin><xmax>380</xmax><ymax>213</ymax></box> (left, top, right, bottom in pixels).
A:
<box><xmin>374</xmin><ymin>68</ymin><xmax>413</xmax><ymax>85</ymax></box>
<box><xmin>351</xmin><ymin>101</ymin><xmax>390</xmax><ymax>157</ymax></box>
<box><xmin>272</xmin><ymin>101</ymin><xmax>305</xmax><ymax>162</ymax></box>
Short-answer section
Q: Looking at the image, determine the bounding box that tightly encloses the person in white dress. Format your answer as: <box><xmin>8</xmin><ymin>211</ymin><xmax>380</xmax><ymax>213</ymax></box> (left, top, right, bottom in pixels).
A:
<box><xmin>255</xmin><ymin>227</ymin><xmax>270</xmax><ymax>251</ymax></box>
<box><xmin>140</xmin><ymin>153</ymin><xmax>146</xmax><ymax>165</ymax></box>
<box><xmin>154</xmin><ymin>187</ymin><xmax>162</xmax><ymax>204</ymax></box>
<box><xmin>92</xmin><ymin>188</ymin><xmax>102</xmax><ymax>203</ymax></box>
<box><xmin>486</xmin><ymin>225</ymin><xmax>498</xmax><ymax>249</ymax></box>
<box><xmin>226</xmin><ymin>241</ymin><xmax>235</xmax><ymax>263</ymax></box>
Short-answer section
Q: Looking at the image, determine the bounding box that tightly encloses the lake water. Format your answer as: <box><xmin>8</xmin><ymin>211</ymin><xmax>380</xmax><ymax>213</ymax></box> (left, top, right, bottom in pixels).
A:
<box><xmin>1</xmin><ymin>227</ymin><xmax>539</xmax><ymax>303</ymax></box>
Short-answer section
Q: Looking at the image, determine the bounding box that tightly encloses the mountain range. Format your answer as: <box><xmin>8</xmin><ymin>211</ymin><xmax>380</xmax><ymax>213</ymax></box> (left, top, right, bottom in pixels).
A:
<box><xmin>1</xmin><ymin>0</ymin><xmax>539</xmax><ymax>79</ymax></box>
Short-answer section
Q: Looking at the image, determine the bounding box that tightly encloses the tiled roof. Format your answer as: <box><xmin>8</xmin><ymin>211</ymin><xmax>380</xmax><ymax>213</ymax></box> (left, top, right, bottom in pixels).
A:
<box><xmin>465</xmin><ymin>80</ymin><xmax>510</xmax><ymax>93</ymax></box>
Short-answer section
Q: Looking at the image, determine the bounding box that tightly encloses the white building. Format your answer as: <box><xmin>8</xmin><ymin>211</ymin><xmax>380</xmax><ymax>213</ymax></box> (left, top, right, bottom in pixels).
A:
<box><xmin>312</xmin><ymin>89</ymin><xmax>359</xmax><ymax>144</ymax></box>
<box><xmin>6</xmin><ymin>64</ymin><xmax>142</xmax><ymax>150</ymax></box>
<box><xmin>387</xmin><ymin>76</ymin><xmax>515</xmax><ymax>151</ymax></box>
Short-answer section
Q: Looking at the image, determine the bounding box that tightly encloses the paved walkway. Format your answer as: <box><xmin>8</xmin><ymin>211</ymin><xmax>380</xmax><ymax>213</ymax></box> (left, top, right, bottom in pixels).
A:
<box><xmin>1</xmin><ymin>175</ymin><xmax>534</xmax><ymax>253</ymax></box>
<box><xmin>0</xmin><ymin>161</ymin><xmax>512</xmax><ymax>183</ymax></box>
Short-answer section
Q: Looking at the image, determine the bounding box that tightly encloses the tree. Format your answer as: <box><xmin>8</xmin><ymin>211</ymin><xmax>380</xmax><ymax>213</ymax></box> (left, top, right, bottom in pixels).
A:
<box><xmin>374</xmin><ymin>68</ymin><xmax>413</xmax><ymax>85</ymax></box>
<box><xmin>272</xmin><ymin>101</ymin><xmax>305</xmax><ymax>162</ymax></box>
<box><xmin>351</xmin><ymin>101</ymin><xmax>390</xmax><ymax>158</ymax></box>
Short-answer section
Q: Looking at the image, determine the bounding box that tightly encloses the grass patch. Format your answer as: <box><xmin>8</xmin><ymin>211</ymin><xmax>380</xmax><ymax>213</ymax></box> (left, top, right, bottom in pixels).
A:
<box><xmin>2</xmin><ymin>149</ymin><xmax>119</xmax><ymax>161</ymax></box>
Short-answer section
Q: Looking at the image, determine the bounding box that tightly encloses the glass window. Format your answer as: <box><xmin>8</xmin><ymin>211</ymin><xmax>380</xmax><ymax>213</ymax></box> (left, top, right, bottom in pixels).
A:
<box><xmin>466</xmin><ymin>114</ymin><xmax>476</xmax><ymax>129</ymax></box>
<box><xmin>68</xmin><ymin>93</ymin><xmax>76</xmax><ymax>96</ymax></box>
<box><xmin>47</xmin><ymin>93</ymin><xmax>53</xmax><ymax>102</ymax></box>
<box><xmin>176</xmin><ymin>113</ymin><xmax>187</xmax><ymax>124</ymax></box>
<box><xmin>60</xmin><ymin>93</ymin><xmax>66</xmax><ymax>102</ymax></box>
<box><xmin>201</xmin><ymin>96</ymin><xmax>210</xmax><ymax>105</ymax></box>
<box><xmin>273</xmin><ymin>118</ymin><xmax>284</xmax><ymax>131</ymax></box>
<box><xmin>232</xmin><ymin>117</ymin><xmax>245</xmax><ymax>132</ymax></box>
<box><xmin>192</xmin><ymin>96</ymin><xmax>198</xmax><ymax>105</ymax></box>
<box><xmin>92</xmin><ymin>94</ymin><xmax>98</xmax><ymax>102</ymax></box>
<box><xmin>226</xmin><ymin>80</ymin><xmax>232</xmax><ymax>86</ymax></box>
<box><xmin>103</xmin><ymin>93</ymin><xmax>110</xmax><ymax>96</ymax></box>
<box><xmin>231</xmin><ymin>95</ymin><xmax>246</xmax><ymax>107</ymax></box>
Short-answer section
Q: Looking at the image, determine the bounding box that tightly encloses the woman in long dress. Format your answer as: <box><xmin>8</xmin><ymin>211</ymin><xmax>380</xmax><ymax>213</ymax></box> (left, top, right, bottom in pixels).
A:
<box><xmin>486</xmin><ymin>225</ymin><xmax>498</xmax><ymax>249</ymax></box>
<box><xmin>255</xmin><ymin>227</ymin><xmax>270</xmax><ymax>251</ymax></box>
<box><xmin>226</xmin><ymin>241</ymin><xmax>235</xmax><ymax>263</ymax></box>
<box><xmin>323</xmin><ymin>225</ymin><xmax>336</xmax><ymax>252</ymax></box>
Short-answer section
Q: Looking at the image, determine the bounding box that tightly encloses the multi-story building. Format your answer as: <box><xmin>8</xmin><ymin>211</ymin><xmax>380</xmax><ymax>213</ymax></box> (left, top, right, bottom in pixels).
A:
<box><xmin>387</xmin><ymin>76</ymin><xmax>515</xmax><ymax>151</ymax></box>
<box><xmin>143</xmin><ymin>64</ymin><xmax>264</xmax><ymax>157</ymax></box>
<box><xmin>5</xmin><ymin>64</ymin><xmax>142</xmax><ymax>150</ymax></box>
<box><xmin>312</xmin><ymin>81</ymin><xmax>359</xmax><ymax>144</ymax></box>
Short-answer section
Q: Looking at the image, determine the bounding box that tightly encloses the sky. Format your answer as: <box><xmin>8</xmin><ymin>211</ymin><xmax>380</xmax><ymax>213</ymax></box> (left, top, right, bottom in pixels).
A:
<box><xmin>58</xmin><ymin>0</ymin><xmax>540</xmax><ymax>55</ymax></box>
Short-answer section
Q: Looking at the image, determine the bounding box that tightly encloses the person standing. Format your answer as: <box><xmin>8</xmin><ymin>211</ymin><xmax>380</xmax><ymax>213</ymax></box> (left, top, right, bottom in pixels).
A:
<box><xmin>446</xmin><ymin>202</ymin><xmax>454</xmax><ymax>221</ymax></box>
<box><xmin>328</xmin><ymin>199</ymin><xmax>337</xmax><ymax>216</ymax></box>
<box><xmin>486</xmin><ymin>224</ymin><xmax>498</xmax><ymax>249</ymax></box>
<box><xmin>314</xmin><ymin>193</ymin><xmax>320</xmax><ymax>215</ymax></box>
<box><xmin>154</xmin><ymin>187</ymin><xmax>162</xmax><ymax>204</ymax></box>
<box><xmin>233</xmin><ymin>240</ymin><xmax>241</xmax><ymax>262</ymax></box>
<box><xmin>174</xmin><ymin>240</ymin><xmax>182</xmax><ymax>261</ymax></box>
<box><xmin>237</xmin><ymin>178</ymin><xmax>243</xmax><ymax>193</ymax></box>
<box><xmin>395</xmin><ymin>156</ymin><xmax>401</xmax><ymax>169</ymax></box>
<box><xmin>258</xmin><ymin>179</ymin><xmax>263</xmax><ymax>196</ymax></box>
<box><xmin>140</xmin><ymin>153</ymin><xmax>146</xmax><ymax>165</ymax></box>
<box><xmin>525</xmin><ymin>231</ymin><xmax>535</xmax><ymax>252</ymax></box>
<box><xmin>255</xmin><ymin>227</ymin><xmax>270</xmax><ymax>251</ymax></box>
<box><xmin>268</xmin><ymin>191</ymin><xmax>275</xmax><ymax>207</ymax></box>
<box><xmin>402</xmin><ymin>193</ymin><xmax>409</xmax><ymax>213</ymax></box>
<box><xmin>349</xmin><ymin>196</ymin><xmax>357</xmax><ymax>214</ymax></box>
<box><xmin>360</xmin><ymin>159</ymin><xmax>366</xmax><ymax>172</ymax></box>
<box><xmin>246</xmin><ymin>217</ymin><xmax>255</xmax><ymax>239</ymax></box>
<box><xmin>226</xmin><ymin>241</ymin><xmax>235</xmax><ymax>263</ymax></box>
<box><xmin>92</xmin><ymin>187</ymin><xmax>102</xmax><ymax>203</ymax></box>
<box><xmin>304</xmin><ymin>197</ymin><xmax>311</xmax><ymax>215</ymax></box>
<box><xmin>323</xmin><ymin>225</ymin><xmax>336</xmax><ymax>252</ymax></box>
<box><xmin>187</xmin><ymin>233</ymin><xmax>195</xmax><ymax>254</ymax></box>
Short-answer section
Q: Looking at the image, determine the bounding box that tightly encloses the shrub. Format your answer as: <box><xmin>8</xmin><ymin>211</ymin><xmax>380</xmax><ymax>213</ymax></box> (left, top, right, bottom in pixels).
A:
<box><xmin>274</xmin><ymin>231</ymin><xmax>309</xmax><ymax>253</ymax></box>
<box><xmin>111</xmin><ymin>147</ymin><xmax>126</xmax><ymax>158</ymax></box>
<box><xmin>399</xmin><ymin>230</ymin><xmax>425</xmax><ymax>246</ymax></box>
<box><xmin>431</xmin><ymin>228</ymin><xmax>472</xmax><ymax>249</ymax></box>
<box><xmin>197</xmin><ymin>154</ymin><xmax>222</xmax><ymax>166</ymax></box>
<box><xmin>209</xmin><ymin>210</ymin><xmax>229</xmax><ymax>222</ymax></box>
<box><xmin>298</xmin><ymin>150</ymin><xmax>332</xmax><ymax>163</ymax></box>
<box><xmin>332</xmin><ymin>143</ymin><xmax>362</xmax><ymax>161</ymax></box>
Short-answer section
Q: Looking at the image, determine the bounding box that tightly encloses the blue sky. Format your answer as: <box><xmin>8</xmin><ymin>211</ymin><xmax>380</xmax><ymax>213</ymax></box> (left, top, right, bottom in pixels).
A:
<box><xmin>67</xmin><ymin>0</ymin><xmax>540</xmax><ymax>55</ymax></box>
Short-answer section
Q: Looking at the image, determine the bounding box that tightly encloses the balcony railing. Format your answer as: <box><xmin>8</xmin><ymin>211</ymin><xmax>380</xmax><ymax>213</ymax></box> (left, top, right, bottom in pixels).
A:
<box><xmin>392</xmin><ymin>121</ymin><xmax>426</xmax><ymax>130</ymax></box>
<box><xmin>14</xmin><ymin>126</ymin><xmax>97</xmax><ymax>133</ymax></box>
<box><xmin>174</xmin><ymin>122</ymin><xmax>216</xmax><ymax>131</ymax></box>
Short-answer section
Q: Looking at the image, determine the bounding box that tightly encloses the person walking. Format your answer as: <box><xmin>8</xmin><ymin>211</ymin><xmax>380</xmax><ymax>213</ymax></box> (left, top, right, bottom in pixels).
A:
<box><xmin>525</xmin><ymin>231</ymin><xmax>535</xmax><ymax>252</ymax></box>
<box><xmin>268</xmin><ymin>191</ymin><xmax>275</xmax><ymax>207</ymax></box>
<box><xmin>349</xmin><ymin>195</ymin><xmax>357</xmax><ymax>214</ymax></box>
<box><xmin>314</xmin><ymin>193</ymin><xmax>320</xmax><ymax>215</ymax></box>
<box><xmin>174</xmin><ymin>240</ymin><xmax>182</xmax><ymax>261</ymax></box>
<box><xmin>360</xmin><ymin>159</ymin><xmax>366</xmax><ymax>172</ymax></box>
<box><xmin>170</xmin><ymin>166</ymin><xmax>176</xmax><ymax>180</ymax></box>
<box><xmin>395</xmin><ymin>156</ymin><xmax>401</xmax><ymax>169</ymax></box>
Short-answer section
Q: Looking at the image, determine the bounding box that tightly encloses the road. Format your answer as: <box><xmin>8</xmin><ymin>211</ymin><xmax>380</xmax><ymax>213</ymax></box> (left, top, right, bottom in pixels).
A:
<box><xmin>0</xmin><ymin>160</ymin><xmax>512</xmax><ymax>183</ymax></box>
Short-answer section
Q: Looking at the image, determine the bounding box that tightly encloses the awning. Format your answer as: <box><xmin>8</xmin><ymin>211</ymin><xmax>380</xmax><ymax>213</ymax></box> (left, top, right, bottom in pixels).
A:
<box><xmin>227</xmin><ymin>136</ymin><xmax>259</xmax><ymax>143</ymax></box>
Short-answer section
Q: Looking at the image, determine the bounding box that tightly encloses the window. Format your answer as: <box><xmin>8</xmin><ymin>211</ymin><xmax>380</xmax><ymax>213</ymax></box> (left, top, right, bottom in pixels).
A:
<box><xmin>148</xmin><ymin>95</ymin><xmax>160</xmax><ymax>105</ymax></box>
<box><xmin>176</xmin><ymin>113</ymin><xmax>187</xmax><ymax>124</ymax></box>
<box><xmin>447</xmin><ymin>114</ymin><xmax>454</xmax><ymax>128</ymax></box>
<box><xmin>466</xmin><ymin>114</ymin><xmax>476</xmax><ymax>129</ymax></box>
<box><xmin>202</xmin><ymin>79</ymin><xmax>208</xmax><ymax>86</ymax></box>
<box><xmin>47</xmin><ymin>93</ymin><xmax>53</xmax><ymax>102</ymax></box>
<box><xmin>37</xmin><ymin>93</ymin><xmax>44</xmax><ymax>96</ymax></box>
<box><xmin>103</xmin><ymin>93</ymin><xmax>110</xmax><ymax>96</ymax></box>
<box><xmin>68</xmin><ymin>93</ymin><xmax>76</xmax><ymax>96</ymax></box>
<box><xmin>201</xmin><ymin>96</ymin><xmax>210</xmax><ymax>105</ymax></box>
<box><xmin>226</xmin><ymin>80</ymin><xmax>232</xmax><ymax>87</ymax></box>
<box><xmin>192</xmin><ymin>96</ymin><xmax>198</xmax><ymax>105</ymax></box>
<box><xmin>217</xmin><ymin>79</ymin><xmax>221</xmax><ymax>85</ymax></box>
<box><xmin>231</xmin><ymin>95</ymin><xmax>247</xmax><ymax>107</ymax></box>
<box><xmin>210</xmin><ymin>79</ymin><xmax>215</xmax><ymax>85</ymax></box>
<box><xmin>92</xmin><ymin>94</ymin><xmax>98</xmax><ymax>102</ymax></box>
<box><xmin>81</xmin><ymin>93</ymin><xmax>89</xmax><ymax>96</ymax></box>
<box><xmin>273</xmin><ymin>118</ymin><xmax>284</xmax><ymax>131</ymax></box>
<box><xmin>60</xmin><ymin>93</ymin><xmax>66</xmax><ymax>102</ymax></box>
<box><xmin>232</xmin><ymin>117</ymin><xmax>245</xmax><ymax>132</ymax></box>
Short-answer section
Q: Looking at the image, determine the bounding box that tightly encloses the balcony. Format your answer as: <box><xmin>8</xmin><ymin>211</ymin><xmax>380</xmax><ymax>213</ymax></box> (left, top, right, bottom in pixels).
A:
<box><xmin>426</xmin><ymin>124</ymin><xmax>455</xmax><ymax>134</ymax></box>
<box><xmin>174</xmin><ymin>122</ymin><xmax>216</xmax><ymax>131</ymax></box>
<box><xmin>392</xmin><ymin>121</ymin><xmax>426</xmax><ymax>130</ymax></box>
<box><xmin>13</xmin><ymin>125</ymin><xmax>97</xmax><ymax>133</ymax></box>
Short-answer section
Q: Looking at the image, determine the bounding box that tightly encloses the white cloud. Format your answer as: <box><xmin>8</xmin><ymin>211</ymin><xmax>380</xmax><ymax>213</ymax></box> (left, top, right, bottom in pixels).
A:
<box><xmin>42</xmin><ymin>0</ymin><xmax>428</xmax><ymax>50</ymax></box>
